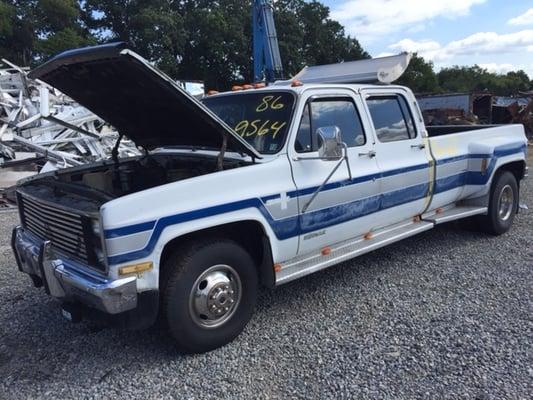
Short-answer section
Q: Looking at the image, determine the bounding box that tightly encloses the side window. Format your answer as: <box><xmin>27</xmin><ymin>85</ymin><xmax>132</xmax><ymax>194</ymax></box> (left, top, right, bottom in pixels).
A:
<box><xmin>295</xmin><ymin>98</ymin><xmax>366</xmax><ymax>153</ymax></box>
<box><xmin>366</xmin><ymin>95</ymin><xmax>417</xmax><ymax>143</ymax></box>
<box><xmin>295</xmin><ymin>104</ymin><xmax>312</xmax><ymax>152</ymax></box>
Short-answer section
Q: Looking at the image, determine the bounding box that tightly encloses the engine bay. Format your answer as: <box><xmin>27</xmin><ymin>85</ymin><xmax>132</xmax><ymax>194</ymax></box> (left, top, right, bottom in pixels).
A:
<box><xmin>17</xmin><ymin>153</ymin><xmax>251</xmax><ymax>213</ymax></box>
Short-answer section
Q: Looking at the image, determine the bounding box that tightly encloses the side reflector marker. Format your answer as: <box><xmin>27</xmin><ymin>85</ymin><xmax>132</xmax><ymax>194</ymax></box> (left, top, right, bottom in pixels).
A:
<box><xmin>119</xmin><ymin>262</ymin><xmax>153</xmax><ymax>276</ymax></box>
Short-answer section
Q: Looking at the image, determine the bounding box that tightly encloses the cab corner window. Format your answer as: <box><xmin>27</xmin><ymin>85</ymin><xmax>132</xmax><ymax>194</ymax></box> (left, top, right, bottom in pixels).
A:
<box><xmin>366</xmin><ymin>95</ymin><xmax>417</xmax><ymax>143</ymax></box>
<box><xmin>295</xmin><ymin>98</ymin><xmax>366</xmax><ymax>153</ymax></box>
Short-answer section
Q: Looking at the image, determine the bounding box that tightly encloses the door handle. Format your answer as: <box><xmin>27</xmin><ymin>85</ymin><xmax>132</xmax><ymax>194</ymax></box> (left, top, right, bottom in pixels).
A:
<box><xmin>411</xmin><ymin>144</ymin><xmax>426</xmax><ymax>150</ymax></box>
<box><xmin>358</xmin><ymin>150</ymin><xmax>376</xmax><ymax>158</ymax></box>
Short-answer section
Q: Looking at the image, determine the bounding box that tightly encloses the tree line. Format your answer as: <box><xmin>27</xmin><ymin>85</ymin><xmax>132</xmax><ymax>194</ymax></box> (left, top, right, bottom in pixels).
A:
<box><xmin>397</xmin><ymin>55</ymin><xmax>532</xmax><ymax>96</ymax></box>
<box><xmin>1</xmin><ymin>0</ymin><xmax>531</xmax><ymax>94</ymax></box>
<box><xmin>0</xmin><ymin>0</ymin><xmax>368</xmax><ymax>89</ymax></box>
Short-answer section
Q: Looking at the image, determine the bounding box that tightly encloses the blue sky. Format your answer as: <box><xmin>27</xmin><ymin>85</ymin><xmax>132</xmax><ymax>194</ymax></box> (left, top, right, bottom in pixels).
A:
<box><xmin>321</xmin><ymin>0</ymin><xmax>533</xmax><ymax>77</ymax></box>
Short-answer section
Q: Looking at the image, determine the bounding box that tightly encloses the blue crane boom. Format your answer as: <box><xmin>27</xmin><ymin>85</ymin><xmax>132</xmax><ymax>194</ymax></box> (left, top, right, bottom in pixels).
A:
<box><xmin>253</xmin><ymin>0</ymin><xmax>284</xmax><ymax>83</ymax></box>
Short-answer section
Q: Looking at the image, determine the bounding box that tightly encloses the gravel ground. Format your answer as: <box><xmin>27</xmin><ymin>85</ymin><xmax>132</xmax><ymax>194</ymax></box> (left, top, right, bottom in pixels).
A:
<box><xmin>1</xmin><ymin>155</ymin><xmax>532</xmax><ymax>399</ymax></box>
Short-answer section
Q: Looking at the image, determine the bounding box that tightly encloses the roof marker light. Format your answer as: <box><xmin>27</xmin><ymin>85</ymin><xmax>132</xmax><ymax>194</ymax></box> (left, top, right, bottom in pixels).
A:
<box><xmin>232</xmin><ymin>86</ymin><xmax>244</xmax><ymax>91</ymax></box>
<box><xmin>291</xmin><ymin>80</ymin><xmax>303</xmax><ymax>87</ymax></box>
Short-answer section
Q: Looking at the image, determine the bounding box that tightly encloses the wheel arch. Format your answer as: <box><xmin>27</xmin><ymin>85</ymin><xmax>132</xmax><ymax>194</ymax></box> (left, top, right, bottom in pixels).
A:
<box><xmin>159</xmin><ymin>220</ymin><xmax>276</xmax><ymax>289</ymax></box>
<box><xmin>495</xmin><ymin>159</ymin><xmax>527</xmax><ymax>183</ymax></box>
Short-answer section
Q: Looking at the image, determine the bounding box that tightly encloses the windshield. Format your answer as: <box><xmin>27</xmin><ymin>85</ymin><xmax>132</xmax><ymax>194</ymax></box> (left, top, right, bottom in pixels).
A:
<box><xmin>202</xmin><ymin>91</ymin><xmax>295</xmax><ymax>154</ymax></box>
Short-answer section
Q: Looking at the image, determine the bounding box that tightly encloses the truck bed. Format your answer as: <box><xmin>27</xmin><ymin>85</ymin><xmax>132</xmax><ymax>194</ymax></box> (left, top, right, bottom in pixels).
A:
<box><xmin>427</xmin><ymin>123</ymin><xmax>527</xmax><ymax>211</ymax></box>
<box><xmin>426</xmin><ymin>125</ymin><xmax>499</xmax><ymax>137</ymax></box>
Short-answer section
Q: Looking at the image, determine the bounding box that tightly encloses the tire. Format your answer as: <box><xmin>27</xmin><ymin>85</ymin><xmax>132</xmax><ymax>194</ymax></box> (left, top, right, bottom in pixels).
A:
<box><xmin>162</xmin><ymin>239</ymin><xmax>258</xmax><ymax>353</ymax></box>
<box><xmin>477</xmin><ymin>171</ymin><xmax>519</xmax><ymax>235</ymax></box>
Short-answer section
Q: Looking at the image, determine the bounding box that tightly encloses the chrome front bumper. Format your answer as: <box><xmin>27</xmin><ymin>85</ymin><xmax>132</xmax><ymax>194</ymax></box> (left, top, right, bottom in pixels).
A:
<box><xmin>12</xmin><ymin>226</ymin><xmax>138</xmax><ymax>314</ymax></box>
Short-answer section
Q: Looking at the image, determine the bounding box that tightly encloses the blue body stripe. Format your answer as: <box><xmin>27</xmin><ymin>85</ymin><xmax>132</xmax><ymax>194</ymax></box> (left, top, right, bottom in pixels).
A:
<box><xmin>105</xmin><ymin>220</ymin><xmax>157</xmax><ymax>239</ymax></box>
<box><xmin>106</xmin><ymin>142</ymin><xmax>526</xmax><ymax>265</ymax></box>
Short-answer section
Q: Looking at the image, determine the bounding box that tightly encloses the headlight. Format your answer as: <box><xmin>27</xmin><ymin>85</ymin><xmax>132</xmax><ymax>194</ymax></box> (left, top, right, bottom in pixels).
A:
<box><xmin>90</xmin><ymin>218</ymin><xmax>106</xmax><ymax>265</ymax></box>
<box><xmin>91</xmin><ymin>219</ymin><xmax>101</xmax><ymax>236</ymax></box>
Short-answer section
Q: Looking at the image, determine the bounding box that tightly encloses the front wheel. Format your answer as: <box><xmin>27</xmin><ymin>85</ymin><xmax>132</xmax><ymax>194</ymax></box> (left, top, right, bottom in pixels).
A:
<box><xmin>163</xmin><ymin>239</ymin><xmax>258</xmax><ymax>353</ymax></box>
<box><xmin>477</xmin><ymin>171</ymin><xmax>519</xmax><ymax>235</ymax></box>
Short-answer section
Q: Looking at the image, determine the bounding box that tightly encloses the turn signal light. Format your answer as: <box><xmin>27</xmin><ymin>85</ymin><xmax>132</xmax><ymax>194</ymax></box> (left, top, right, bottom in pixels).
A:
<box><xmin>119</xmin><ymin>262</ymin><xmax>153</xmax><ymax>276</ymax></box>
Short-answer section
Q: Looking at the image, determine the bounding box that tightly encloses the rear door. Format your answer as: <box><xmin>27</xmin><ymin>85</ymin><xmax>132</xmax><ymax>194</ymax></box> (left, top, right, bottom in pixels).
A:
<box><xmin>288</xmin><ymin>88</ymin><xmax>381</xmax><ymax>255</ymax></box>
<box><xmin>361</xmin><ymin>88</ymin><xmax>432</xmax><ymax>227</ymax></box>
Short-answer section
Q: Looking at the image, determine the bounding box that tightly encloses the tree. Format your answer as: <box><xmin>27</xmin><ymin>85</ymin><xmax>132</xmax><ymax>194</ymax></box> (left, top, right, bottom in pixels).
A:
<box><xmin>438</xmin><ymin>66</ymin><xmax>533</xmax><ymax>95</ymax></box>
<box><xmin>0</xmin><ymin>0</ymin><xmax>95</xmax><ymax>65</ymax></box>
<box><xmin>83</xmin><ymin>0</ymin><xmax>184</xmax><ymax>77</ymax></box>
<box><xmin>0</xmin><ymin>1</ymin><xmax>36</xmax><ymax>66</ymax></box>
<box><xmin>299</xmin><ymin>1</ymin><xmax>369</xmax><ymax>67</ymax></box>
<box><xmin>396</xmin><ymin>53</ymin><xmax>440</xmax><ymax>93</ymax></box>
<box><xmin>81</xmin><ymin>0</ymin><xmax>369</xmax><ymax>89</ymax></box>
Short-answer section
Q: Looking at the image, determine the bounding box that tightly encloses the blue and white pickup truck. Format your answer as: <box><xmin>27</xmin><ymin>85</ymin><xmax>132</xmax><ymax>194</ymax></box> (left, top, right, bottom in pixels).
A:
<box><xmin>12</xmin><ymin>44</ymin><xmax>528</xmax><ymax>353</ymax></box>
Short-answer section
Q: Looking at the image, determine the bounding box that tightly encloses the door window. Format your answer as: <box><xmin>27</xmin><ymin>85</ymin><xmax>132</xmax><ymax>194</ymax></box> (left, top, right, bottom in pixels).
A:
<box><xmin>366</xmin><ymin>95</ymin><xmax>417</xmax><ymax>143</ymax></box>
<box><xmin>295</xmin><ymin>98</ymin><xmax>366</xmax><ymax>153</ymax></box>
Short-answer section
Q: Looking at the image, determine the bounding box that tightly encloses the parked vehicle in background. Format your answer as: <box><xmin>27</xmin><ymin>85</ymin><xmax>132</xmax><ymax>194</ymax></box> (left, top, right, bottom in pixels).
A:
<box><xmin>11</xmin><ymin>44</ymin><xmax>528</xmax><ymax>353</ymax></box>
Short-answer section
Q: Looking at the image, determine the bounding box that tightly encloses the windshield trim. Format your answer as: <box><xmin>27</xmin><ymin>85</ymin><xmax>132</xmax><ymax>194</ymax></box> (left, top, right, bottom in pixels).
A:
<box><xmin>202</xmin><ymin>89</ymin><xmax>297</xmax><ymax>155</ymax></box>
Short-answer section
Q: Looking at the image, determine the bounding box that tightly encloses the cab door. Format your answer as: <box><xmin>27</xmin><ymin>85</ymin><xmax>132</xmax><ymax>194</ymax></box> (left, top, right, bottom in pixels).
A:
<box><xmin>360</xmin><ymin>88</ymin><xmax>432</xmax><ymax>227</ymax></box>
<box><xmin>288</xmin><ymin>89</ymin><xmax>381</xmax><ymax>255</ymax></box>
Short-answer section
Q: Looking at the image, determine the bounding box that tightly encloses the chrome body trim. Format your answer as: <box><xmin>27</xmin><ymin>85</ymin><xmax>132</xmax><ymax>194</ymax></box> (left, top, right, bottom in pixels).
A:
<box><xmin>276</xmin><ymin>219</ymin><xmax>434</xmax><ymax>285</ymax></box>
<box><xmin>422</xmin><ymin>206</ymin><xmax>488</xmax><ymax>225</ymax></box>
<box><xmin>12</xmin><ymin>226</ymin><xmax>137</xmax><ymax>314</ymax></box>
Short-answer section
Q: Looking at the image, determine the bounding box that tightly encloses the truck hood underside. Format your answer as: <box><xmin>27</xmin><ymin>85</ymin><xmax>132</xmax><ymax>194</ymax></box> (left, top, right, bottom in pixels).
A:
<box><xmin>28</xmin><ymin>42</ymin><xmax>260</xmax><ymax>158</ymax></box>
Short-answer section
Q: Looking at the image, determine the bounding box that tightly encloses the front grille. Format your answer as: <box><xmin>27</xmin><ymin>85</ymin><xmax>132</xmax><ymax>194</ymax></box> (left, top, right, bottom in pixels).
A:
<box><xmin>18</xmin><ymin>193</ymin><xmax>105</xmax><ymax>271</ymax></box>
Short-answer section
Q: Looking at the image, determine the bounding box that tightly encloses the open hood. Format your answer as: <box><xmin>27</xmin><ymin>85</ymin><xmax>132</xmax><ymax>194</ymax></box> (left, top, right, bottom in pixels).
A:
<box><xmin>28</xmin><ymin>42</ymin><xmax>261</xmax><ymax>158</ymax></box>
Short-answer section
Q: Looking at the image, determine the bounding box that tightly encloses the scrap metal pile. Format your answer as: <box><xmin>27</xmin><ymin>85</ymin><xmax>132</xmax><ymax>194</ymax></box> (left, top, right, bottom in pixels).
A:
<box><xmin>0</xmin><ymin>59</ymin><xmax>140</xmax><ymax>193</ymax></box>
<box><xmin>493</xmin><ymin>92</ymin><xmax>533</xmax><ymax>139</ymax></box>
<box><xmin>417</xmin><ymin>92</ymin><xmax>533</xmax><ymax>139</ymax></box>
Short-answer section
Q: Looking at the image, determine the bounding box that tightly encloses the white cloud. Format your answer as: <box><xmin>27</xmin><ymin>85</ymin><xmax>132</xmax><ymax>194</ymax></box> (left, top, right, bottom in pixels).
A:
<box><xmin>508</xmin><ymin>8</ymin><xmax>533</xmax><ymax>26</ymax></box>
<box><xmin>389</xmin><ymin>30</ymin><xmax>533</xmax><ymax>62</ymax></box>
<box><xmin>478</xmin><ymin>63</ymin><xmax>516</xmax><ymax>74</ymax></box>
<box><xmin>330</xmin><ymin>0</ymin><xmax>486</xmax><ymax>42</ymax></box>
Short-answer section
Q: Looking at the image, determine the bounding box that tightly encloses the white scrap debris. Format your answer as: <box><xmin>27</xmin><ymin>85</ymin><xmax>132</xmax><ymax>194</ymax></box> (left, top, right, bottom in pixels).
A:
<box><xmin>0</xmin><ymin>58</ymin><xmax>141</xmax><ymax>185</ymax></box>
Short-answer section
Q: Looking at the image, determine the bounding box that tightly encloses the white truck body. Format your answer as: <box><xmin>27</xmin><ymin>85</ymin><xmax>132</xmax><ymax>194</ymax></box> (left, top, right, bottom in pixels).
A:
<box><xmin>11</xmin><ymin>44</ymin><xmax>528</xmax><ymax>337</ymax></box>
<box><xmin>100</xmin><ymin>85</ymin><xmax>527</xmax><ymax>287</ymax></box>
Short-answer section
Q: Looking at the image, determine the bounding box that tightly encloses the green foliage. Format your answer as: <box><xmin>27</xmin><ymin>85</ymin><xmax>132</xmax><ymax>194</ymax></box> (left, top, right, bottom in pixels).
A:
<box><xmin>83</xmin><ymin>0</ymin><xmax>185</xmax><ymax>77</ymax></box>
<box><xmin>82</xmin><ymin>0</ymin><xmax>369</xmax><ymax>89</ymax></box>
<box><xmin>37</xmin><ymin>0</ymin><xmax>79</xmax><ymax>32</ymax></box>
<box><xmin>35</xmin><ymin>28</ymin><xmax>96</xmax><ymax>61</ymax></box>
<box><xmin>0</xmin><ymin>1</ymin><xmax>36</xmax><ymax>65</ymax></box>
<box><xmin>0</xmin><ymin>0</ymin><xmax>94</xmax><ymax>64</ymax></box>
<box><xmin>437</xmin><ymin>65</ymin><xmax>532</xmax><ymax>95</ymax></box>
<box><xmin>174</xmin><ymin>0</ymin><xmax>253</xmax><ymax>89</ymax></box>
<box><xmin>1</xmin><ymin>0</ymin><xmax>530</xmax><ymax>95</ymax></box>
<box><xmin>396</xmin><ymin>53</ymin><xmax>440</xmax><ymax>93</ymax></box>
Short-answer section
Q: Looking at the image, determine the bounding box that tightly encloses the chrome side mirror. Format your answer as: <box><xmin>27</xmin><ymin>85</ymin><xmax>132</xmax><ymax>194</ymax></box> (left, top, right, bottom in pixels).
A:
<box><xmin>317</xmin><ymin>126</ymin><xmax>343</xmax><ymax>160</ymax></box>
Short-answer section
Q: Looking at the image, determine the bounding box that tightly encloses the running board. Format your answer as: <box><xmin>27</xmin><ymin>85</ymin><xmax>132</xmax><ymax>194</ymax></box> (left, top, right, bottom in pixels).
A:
<box><xmin>276</xmin><ymin>220</ymin><xmax>433</xmax><ymax>285</ymax></box>
<box><xmin>422</xmin><ymin>206</ymin><xmax>487</xmax><ymax>225</ymax></box>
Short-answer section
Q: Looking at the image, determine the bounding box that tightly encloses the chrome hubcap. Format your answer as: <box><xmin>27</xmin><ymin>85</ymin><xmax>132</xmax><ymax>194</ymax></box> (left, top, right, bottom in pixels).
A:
<box><xmin>498</xmin><ymin>184</ymin><xmax>514</xmax><ymax>221</ymax></box>
<box><xmin>189</xmin><ymin>265</ymin><xmax>241</xmax><ymax>329</ymax></box>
